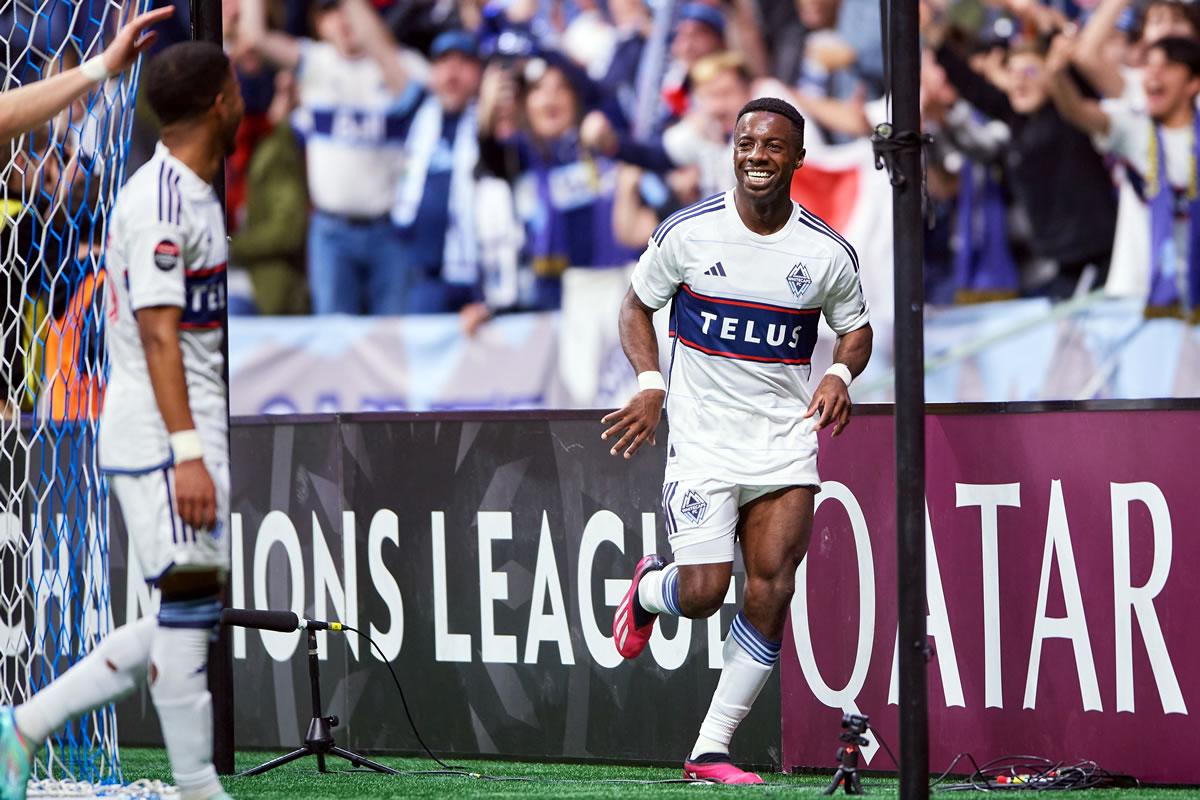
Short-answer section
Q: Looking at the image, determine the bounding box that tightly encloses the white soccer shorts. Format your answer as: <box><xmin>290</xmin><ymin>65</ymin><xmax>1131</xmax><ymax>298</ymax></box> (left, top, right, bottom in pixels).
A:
<box><xmin>109</xmin><ymin>459</ymin><xmax>230</xmax><ymax>583</ymax></box>
<box><xmin>661</xmin><ymin>478</ymin><xmax>815</xmax><ymax>565</ymax></box>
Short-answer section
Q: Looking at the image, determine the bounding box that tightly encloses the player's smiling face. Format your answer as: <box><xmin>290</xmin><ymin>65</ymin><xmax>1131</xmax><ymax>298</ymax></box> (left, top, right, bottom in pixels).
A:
<box><xmin>732</xmin><ymin>111</ymin><xmax>803</xmax><ymax>201</ymax></box>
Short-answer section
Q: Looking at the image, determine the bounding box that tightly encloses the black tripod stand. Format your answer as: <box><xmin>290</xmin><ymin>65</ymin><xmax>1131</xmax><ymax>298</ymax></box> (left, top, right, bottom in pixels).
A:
<box><xmin>242</xmin><ymin>628</ymin><xmax>399</xmax><ymax>777</ymax></box>
<box><xmin>824</xmin><ymin>713</ymin><xmax>870</xmax><ymax>795</ymax></box>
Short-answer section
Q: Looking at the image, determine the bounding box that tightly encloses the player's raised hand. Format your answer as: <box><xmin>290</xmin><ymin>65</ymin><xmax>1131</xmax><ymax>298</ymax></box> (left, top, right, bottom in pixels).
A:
<box><xmin>601</xmin><ymin>389</ymin><xmax>665</xmax><ymax>459</ymax></box>
<box><xmin>175</xmin><ymin>459</ymin><xmax>218</xmax><ymax>530</ymax></box>
<box><xmin>805</xmin><ymin>375</ymin><xmax>853</xmax><ymax>436</ymax></box>
<box><xmin>102</xmin><ymin>6</ymin><xmax>175</xmax><ymax>76</ymax></box>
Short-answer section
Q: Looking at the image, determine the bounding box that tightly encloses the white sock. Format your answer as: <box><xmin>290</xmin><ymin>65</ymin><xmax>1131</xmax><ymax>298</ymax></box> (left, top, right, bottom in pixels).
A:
<box><xmin>638</xmin><ymin>562</ymin><xmax>681</xmax><ymax>616</ymax></box>
<box><xmin>151</xmin><ymin>601</ymin><xmax>224</xmax><ymax>800</ymax></box>
<box><xmin>689</xmin><ymin>611</ymin><xmax>780</xmax><ymax>760</ymax></box>
<box><xmin>14</xmin><ymin>617</ymin><xmax>155</xmax><ymax>748</ymax></box>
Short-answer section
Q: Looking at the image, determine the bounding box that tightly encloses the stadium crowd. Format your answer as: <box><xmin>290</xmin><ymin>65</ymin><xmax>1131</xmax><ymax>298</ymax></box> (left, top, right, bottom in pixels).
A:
<box><xmin>200</xmin><ymin>0</ymin><xmax>1200</xmax><ymax>327</ymax></box>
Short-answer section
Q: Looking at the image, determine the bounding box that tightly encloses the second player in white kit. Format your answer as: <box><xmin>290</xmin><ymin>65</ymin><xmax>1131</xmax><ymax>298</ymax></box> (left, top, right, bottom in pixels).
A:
<box><xmin>101</xmin><ymin>138</ymin><xmax>232</xmax><ymax>581</ymax></box>
<box><xmin>605</xmin><ymin>97</ymin><xmax>873</xmax><ymax>784</ymax></box>
<box><xmin>0</xmin><ymin>42</ymin><xmax>242</xmax><ymax>800</ymax></box>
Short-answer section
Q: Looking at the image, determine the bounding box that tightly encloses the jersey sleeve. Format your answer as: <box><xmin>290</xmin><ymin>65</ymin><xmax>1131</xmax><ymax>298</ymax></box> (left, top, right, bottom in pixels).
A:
<box><xmin>629</xmin><ymin>235</ymin><xmax>683</xmax><ymax>310</ymax></box>
<box><xmin>124</xmin><ymin>221</ymin><xmax>186</xmax><ymax>312</ymax></box>
<box><xmin>822</xmin><ymin>250</ymin><xmax>870</xmax><ymax>335</ymax></box>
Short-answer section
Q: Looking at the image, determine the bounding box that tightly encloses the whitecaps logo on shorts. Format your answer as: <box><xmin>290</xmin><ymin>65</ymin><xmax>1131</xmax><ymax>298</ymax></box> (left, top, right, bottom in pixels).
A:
<box><xmin>680</xmin><ymin>489</ymin><xmax>708</xmax><ymax>524</ymax></box>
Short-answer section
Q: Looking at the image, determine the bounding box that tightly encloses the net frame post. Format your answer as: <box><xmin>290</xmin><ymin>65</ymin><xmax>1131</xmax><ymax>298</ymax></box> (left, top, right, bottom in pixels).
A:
<box><xmin>188</xmin><ymin>0</ymin><xmax>235</xmax><ymax>775</ymax></box>
<box><xmin>884</xmin><ymin>0</ymin><xmax>930</xmax><ymax>794</ymax></box>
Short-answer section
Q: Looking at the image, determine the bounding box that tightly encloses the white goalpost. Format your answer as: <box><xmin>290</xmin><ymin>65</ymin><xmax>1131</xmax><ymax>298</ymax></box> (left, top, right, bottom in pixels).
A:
<box><xmin>0</xmin><ymin>0</ymin><xmax>172</xmax><ymax>796</ymax></box>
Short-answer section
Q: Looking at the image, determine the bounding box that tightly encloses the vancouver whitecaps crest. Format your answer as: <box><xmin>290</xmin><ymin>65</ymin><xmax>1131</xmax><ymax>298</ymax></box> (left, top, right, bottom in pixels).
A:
<box><xmin>680</xmin><ymin>490</ymin><xmax>709</xmax><ymax>524</ymax></box>
<box><xmin>787</xmin><ymin>263</ymin><xmax>812</xmax><ymax>299</ymax></box>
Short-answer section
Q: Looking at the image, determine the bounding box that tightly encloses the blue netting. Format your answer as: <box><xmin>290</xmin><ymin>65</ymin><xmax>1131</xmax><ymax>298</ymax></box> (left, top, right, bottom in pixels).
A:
<box><xmin>1</xmin><ymin>0</ymin><xmax>151</xmax><ymax>785</ymax></box>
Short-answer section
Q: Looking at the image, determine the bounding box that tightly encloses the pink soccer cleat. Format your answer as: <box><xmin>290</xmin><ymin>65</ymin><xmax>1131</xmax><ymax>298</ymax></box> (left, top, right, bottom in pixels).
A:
<box><xmin>683</xmin><ymin>753</ymin><xmax>764</xmax><ymax>784</ymax></box>
<box><xmin>612</xmin><ymin>554</ymin><xmax>665</xmax><ymax>659</ymax></box>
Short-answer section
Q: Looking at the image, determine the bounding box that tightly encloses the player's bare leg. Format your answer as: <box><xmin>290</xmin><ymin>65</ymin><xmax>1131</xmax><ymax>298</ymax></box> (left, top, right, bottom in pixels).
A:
<box><xmin>685</xmin><ymin>487</ymin><xmax>814</xmax><ymax>784</ymax></box>
<box><xmin>737</xmin><ymin>487</ymin><xmax>815</xmax><ymax>640</ymax></box>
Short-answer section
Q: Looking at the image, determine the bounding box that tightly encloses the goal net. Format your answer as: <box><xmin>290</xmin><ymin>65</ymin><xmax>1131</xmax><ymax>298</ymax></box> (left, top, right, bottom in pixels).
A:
<box><xmin>1</xmin><ymin>0</ymin><xmax>152</xmax><ymax>788</ymax></box>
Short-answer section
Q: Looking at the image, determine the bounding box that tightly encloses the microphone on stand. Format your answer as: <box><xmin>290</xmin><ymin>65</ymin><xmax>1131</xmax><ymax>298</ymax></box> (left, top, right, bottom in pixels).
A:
<box><xmin>217</xmin><ymin>607</ymin><xmax>400</xmax><ymax>777</ymax></box>
<box><xmin>220</xmin><ymin>608</ymin><xmax>345</xmax><ymax>633</ymax></box>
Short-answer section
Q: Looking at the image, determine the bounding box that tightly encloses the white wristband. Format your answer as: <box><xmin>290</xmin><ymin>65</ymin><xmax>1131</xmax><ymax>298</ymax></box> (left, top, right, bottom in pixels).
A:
<box><xmin>637</xmin><ymin>371</ymin><xmax>667</xmax><ymax>392</ymax></box>
<box><xmin>80</xmin><ymin>55</ymin><xmax>111</xmax><ymax>83</ymax></box>
<box><xmin>824</xmin><ymin>363</ymin><xmax>853</xmax><ymax>387</ymax></box>
<box><xmin>169</xmin><ymin>430</ymin><xmax>204</xmax><ymax>464</ymax></box>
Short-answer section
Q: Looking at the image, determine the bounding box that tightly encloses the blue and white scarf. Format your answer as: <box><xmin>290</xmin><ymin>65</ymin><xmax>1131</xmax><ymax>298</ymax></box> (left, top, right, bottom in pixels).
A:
<box><xmin>1146</xmin><ymin>111</ymin><xmax>1200</xmax><ymax>312</ymax></box>
<box><xmin>392</xmin><ymin>95</ymin><xmax>479</xmax><ymax>285</ymax></box>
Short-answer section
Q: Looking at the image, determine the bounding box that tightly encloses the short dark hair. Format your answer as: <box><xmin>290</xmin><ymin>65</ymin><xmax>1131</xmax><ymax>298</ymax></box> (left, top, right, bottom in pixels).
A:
<box><xmin>1146</xmin><ymin>0</ymin><xmax>1200</xmax><ymax>38</ymax></box>
<box><xmin>736</xmin><ymin>97</ymin><xmax>805</xmax><ymax>149</ymax></box>
<box><xmin>144</xmin><ymin>42</ymin><xmax>231</xmax><ymax>126</ymax></box>
<box><xmin>1147</xmin><ymin>35</ymin><xmax>1200</xmax><ymax>77</ymax></box>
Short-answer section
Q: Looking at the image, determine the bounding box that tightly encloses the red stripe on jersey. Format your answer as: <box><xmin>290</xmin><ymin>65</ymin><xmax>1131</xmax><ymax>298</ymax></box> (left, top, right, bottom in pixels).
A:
<box><xmin>187</xmin><ymin>262</ymin><xmax>227</xmax><ymax>278</ymax></box>
<box><xmin>676</xmin><ymin>335</ymin><xmax>812</xmax><ymax>364</ymax></box>
<box><xmin>680</xmin><ymin>284</ymin><xmax>821</xmax><ymax>316</ymax></box>
<box><xmin>179</xmin><ymin>322</ymin><xmax>223</xmax><ymax>329</ymax></box>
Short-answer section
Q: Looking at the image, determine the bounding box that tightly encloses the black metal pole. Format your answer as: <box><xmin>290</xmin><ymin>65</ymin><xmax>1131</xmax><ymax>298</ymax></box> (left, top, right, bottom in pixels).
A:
<box><xmin>189</xmin><ymin>0</ymin><xmax>235</xmax><ymax>776</ymax></box>
<box><xmin>887</xmin><ymin>0</ymin><xmax>929</xmax><ymax>795</ymax></box>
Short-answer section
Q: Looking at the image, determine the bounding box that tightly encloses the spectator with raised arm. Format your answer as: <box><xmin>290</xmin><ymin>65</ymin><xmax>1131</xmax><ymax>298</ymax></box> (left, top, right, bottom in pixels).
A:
<box><xmin>477</xmin><ymin>58</ymin><xmax>637</xmax><ymax>405</ymax></box>
<box><xmin>659</xmin><ymin>4</ymin><xmax>728</xmax><ymax>125</ymax></box>
<box><xmin>1067</xmin><ymin>0</ymin><xmax>1200</xmax><ymax>300</ymax></box>
<box><xmin>1072</xmin><ymin>0</ymin><xmax>1200</xmax><ymax>106</ymax></box>
<box><xmin>581</xmin><ymin>51</ymin><xmax>794</xmax><ymax>197</ymax></box>
<box><xmin>1048</xmin><ymin>34</ymin><xmax>1200</xmax><ymax>317</ymax></box>
<box><xmin>928</xmin><ymin>14</ymin><xmax>1116</xmax><ymax>297</ymax></box>
<box><xmin>239</xmin><ymin>0</ymin><xmax>421</xmax><ymax>314</ymax></box>
<box><xmin>392</xmin><ymin>30</ymin><xmax>485</xmax><ymax>313</ymax></box>
<box><xmin>598</xmin><ymin>0</ymin><xmax>653</xmax><ymax>124</ymax></box>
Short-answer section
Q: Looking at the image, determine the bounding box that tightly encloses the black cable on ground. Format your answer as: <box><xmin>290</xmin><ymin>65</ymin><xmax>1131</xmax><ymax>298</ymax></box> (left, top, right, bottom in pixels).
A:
<box><xmin>330</xmin><ymin>633</ymin><xmax>1131</xmax><ymax>791</ymax></box>
<box><xmin>341</xmin><ymin>625</ymin><xmax>468</xmax><ymax>773</ymax></box>
<box><xmin>868</xmin><ymin>721</ymin><xmax>1129</xmax><ymax>792</ymax></box>
<box><xmin>339</xmin><ymin>625</ymin><xmax>716</xmax><ymax>787</ymax></box>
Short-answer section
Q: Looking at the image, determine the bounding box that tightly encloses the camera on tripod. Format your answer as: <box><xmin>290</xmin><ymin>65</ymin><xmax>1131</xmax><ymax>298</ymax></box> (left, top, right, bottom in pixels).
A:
<box><xmin>840</xmin><ymin>713</ymin><xmax>870</xmax><ymax>746</ymax></box>
<box><xmin>824</xmin><ymin>712</ymin><xmax>871</xmax><ymax>795</ymax></box>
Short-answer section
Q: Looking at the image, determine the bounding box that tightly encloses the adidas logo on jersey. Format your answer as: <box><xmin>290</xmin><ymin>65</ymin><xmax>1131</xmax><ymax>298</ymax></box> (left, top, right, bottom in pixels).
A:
<box><xmin>704</xmin><ymin>262</ymin><xmax>727</xmax><ymax>277</ymax></box>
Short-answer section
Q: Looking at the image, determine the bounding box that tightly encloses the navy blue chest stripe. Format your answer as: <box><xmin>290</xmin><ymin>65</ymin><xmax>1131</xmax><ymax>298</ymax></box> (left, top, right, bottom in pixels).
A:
<box><xmin>652</xmin><ymin>193</ymin><xmax>724</xmax><ymax>241</ymax></box>
<box><xmin>670</xmin><ymin>283</ymin><xmax>821</xmax><ymax>364</ymax></box>
<box><xmin>654</xmin><ymin>196</ymin><xmax>726</xmax><ymax>246</ymax></box>
<box><xmin>181</xmin><ymin>270</ymin><xmax>226</xmax><ymax>328</ymax></box>
<box><xmin>797</xmin><ymin>207</ymin><xmax>858</xmax><ymax>272</ymax></box>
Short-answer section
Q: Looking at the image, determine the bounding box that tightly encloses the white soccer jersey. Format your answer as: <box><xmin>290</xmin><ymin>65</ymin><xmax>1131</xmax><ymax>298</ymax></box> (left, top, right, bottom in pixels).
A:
<box><xmin>631</xmin><ymin>189</ymin><xmax>870</xmax><ymax>485</ymax></box>
<box><xmin>99</xmin><ymin>142</ymin><xmax>228</xmax><ymax>473</ymax></box>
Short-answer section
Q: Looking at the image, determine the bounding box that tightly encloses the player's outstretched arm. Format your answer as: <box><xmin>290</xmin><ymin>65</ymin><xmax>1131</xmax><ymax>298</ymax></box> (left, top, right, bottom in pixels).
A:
<box><xmin>805</xmin><ymin>323</ymin><xmax>873</xmax><ymax>437</ymax></box>
<box><xmin>0</xmin><ymin>6</ymin><xmax>172</xmax><ymax>142</ymax></box>
<box><xmin>601</xmin><ymin>288</ymin><xmax>665</xmax><ymax>459</ymax></box>
<box><xmin>136</xmin><ymin>306</ymin><xmax>218</xmax><ymax>530</ymax></box>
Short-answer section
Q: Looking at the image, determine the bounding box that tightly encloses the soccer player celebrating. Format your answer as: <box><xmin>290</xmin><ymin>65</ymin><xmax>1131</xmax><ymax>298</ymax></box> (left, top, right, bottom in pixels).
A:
<box><xmin>604</xmin><ymin>97</ymin><xmax>872</xmax><ymax>784</ymax></box>
<box><xmin>1</xmin><ymin>42</ymin><xmax>242</xmax><ymax>800</ymax></box>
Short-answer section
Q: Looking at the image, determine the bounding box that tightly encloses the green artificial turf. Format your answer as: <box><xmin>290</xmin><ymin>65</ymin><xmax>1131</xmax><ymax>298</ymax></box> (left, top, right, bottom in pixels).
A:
<box><xmin>113</xmin><ymin>748</ymin><xmax>1199</xmax><ymax>800</ymax></box>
